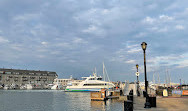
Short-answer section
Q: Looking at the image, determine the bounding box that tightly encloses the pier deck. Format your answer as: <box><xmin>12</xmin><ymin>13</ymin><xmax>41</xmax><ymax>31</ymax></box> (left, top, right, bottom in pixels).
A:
<box><xmin>133</xmin><ymin>96</ymin><xmax>188</xmax><ymax>111</ymax></box>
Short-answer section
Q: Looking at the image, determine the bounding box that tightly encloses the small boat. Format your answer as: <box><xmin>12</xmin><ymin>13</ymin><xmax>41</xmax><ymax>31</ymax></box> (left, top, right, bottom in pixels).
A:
<box><xmin>20</xmin><ymin>85</ymin><xmax>26</xmax><ymax>90</ymax></box>
<box><xmin>51</xmin><ymin>82</ymin><xmax>63</xmax><ymax>90</ymax></box>
<box><xmin>26</xmin><ymin>84</ymin><xmax>32</xmax><ymax>90</ymax></box>
<box><xmin>3</xmin><ymin>85</ymin><xmax>9</xmax><ymax>90</ymax></box>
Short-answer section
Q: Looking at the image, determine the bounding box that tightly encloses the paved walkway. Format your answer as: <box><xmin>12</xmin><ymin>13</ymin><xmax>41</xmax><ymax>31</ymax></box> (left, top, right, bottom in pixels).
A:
<box><xmin>133</xmin><ymin>96</ymin><xmax>188</xmax><ymax>111</ymax></box>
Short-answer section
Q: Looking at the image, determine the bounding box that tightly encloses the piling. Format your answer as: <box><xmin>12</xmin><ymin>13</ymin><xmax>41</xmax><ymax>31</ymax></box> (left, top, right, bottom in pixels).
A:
<box><xmin>91</xmin><ymin>89</ymin><xmax>107</xmax><ymax>101</ymax></box>
<box><xmin>124</xmin><ymin>100</ymin><xmax>133</xmax><ymax>111</ymax></box>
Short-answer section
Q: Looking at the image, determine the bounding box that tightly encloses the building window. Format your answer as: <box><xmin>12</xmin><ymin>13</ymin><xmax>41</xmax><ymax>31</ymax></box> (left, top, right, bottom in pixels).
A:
<box><xmin>8</xmin><ymin>76</ymin><xmax>13</xmax><ymax>78</ymax></box>
<box><xmin>5</xmin><ymin>72</ymin><xmax>12</xmax><ymax>74</ymax></box>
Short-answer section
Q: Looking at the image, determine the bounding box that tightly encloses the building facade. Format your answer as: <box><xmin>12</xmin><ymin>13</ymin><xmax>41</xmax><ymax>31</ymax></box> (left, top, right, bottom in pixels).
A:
<box><xmin>0</xmin><ymin>68</ymin><xmax>58</xmax><ymax>89</ymax></box>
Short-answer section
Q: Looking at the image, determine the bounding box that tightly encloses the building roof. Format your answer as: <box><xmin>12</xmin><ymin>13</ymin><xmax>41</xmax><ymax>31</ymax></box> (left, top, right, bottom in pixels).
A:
<box><xmin>0</xmin><ymin>68</ymin><xmax>58</xmax><ymax>76</ymax></box>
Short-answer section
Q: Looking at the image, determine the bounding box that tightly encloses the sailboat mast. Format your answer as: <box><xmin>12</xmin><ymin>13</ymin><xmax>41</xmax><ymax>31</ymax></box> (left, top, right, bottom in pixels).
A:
<box><xmin>168</xmin><ymin>69</ymin><xmax>171</xmax><ymax>86</ymax></box>
<box><xmin>153</xmin><ymin>74</ymin><xmax>155</xmax><ymax>85</ymax></box>
<box><xmin>103</xmin><ymin>62</ymin><xmax>105</xmax><ymax>81</ymax></box>
<box><xmin>105</xmin><ymin>66</ymin><xmax>111</xmax><ymax>82</ymax></box>
<box><xmin>95</xmin><ymin>67</ymin><xmax>97</xmax><ymax>76</ymax></box>
<box><xmin>102</xmin><ymin>62</ymin><xmax>111</xmax><ymax>82</ymax></box>
<box><xmin>158</xmin><ymin>74</ymin><xmax>160</xmax><ymax>85</ymax></box>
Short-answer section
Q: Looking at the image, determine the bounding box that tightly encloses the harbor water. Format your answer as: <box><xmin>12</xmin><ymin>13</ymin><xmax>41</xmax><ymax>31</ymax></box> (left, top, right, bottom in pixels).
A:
<box><xmin>0</xmin><ymin>90</ymin><xmax>123</xmax><ymax>111</ymax></box>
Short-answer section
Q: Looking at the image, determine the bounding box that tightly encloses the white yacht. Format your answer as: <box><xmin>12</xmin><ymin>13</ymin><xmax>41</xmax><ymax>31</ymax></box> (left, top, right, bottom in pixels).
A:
<box><xmin>65</xmin><ymin>67</ymin><xmax>115</xmax><ymax>92</ymax></box>
<box><xmin>65</xmin><ymin>63</ymin><xmax>115</xmax><ymax>92</ymax></box>
<box><xmin>65</xmin><ymin>73</ymin><xmax>115</xmax><ymax>92</ymax></box>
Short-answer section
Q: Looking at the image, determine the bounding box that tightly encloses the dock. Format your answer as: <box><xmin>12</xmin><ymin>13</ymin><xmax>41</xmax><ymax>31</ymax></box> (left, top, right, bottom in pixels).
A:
<box><xmin>133</xmin><ymin>96</ymin><xmax>188</xmax><ymax>111</ymax></box>
<box><xmin>91</xmin><ymin>89</ymin><xmax>122</xmax><ymax>101</ymax></box>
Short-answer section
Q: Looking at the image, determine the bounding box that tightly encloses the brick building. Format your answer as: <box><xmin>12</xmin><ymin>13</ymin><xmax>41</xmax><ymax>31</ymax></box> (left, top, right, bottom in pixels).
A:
<box><xmin>0</xmin><ymin>68</ymin><xmax>58</xmax><ymax>89</ymax></box>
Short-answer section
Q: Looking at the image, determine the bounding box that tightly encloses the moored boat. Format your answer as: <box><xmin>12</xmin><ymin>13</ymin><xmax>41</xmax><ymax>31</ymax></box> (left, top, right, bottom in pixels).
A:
<box><xmin>65</xmin><ymin>73</ymin><xmax>114</xmax><ymax>92</ymax></box>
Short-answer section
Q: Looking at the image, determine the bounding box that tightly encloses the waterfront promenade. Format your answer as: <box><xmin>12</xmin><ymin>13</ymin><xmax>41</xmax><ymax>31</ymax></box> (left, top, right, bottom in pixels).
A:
<box><xmin>133</xmin><ymin>96</ymin><xmax>188</xmax><ymax>111</ymax></box>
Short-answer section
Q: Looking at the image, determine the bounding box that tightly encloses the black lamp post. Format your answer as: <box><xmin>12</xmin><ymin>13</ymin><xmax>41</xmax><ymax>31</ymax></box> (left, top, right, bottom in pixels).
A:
<box><xmin>136</xmin><ymin>64</ymin><xmax>140</xmax><ymax>96</ymax></box>
<box><xmin>136</xmin><ymin>64</ymin><xmax>139</xmax><ymax>82</ymax></box>
<box><xmin>141</xmin><ymin>42</ymin><xmax>151</xmax><ymax>108</ymax></box>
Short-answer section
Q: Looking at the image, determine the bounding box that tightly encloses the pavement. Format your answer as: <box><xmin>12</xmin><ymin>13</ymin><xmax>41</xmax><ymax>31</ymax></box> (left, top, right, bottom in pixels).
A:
<box><xmin>132</xmin><ymin>96</ymin><xmax>188</xmax><ymax>111</ymax></box>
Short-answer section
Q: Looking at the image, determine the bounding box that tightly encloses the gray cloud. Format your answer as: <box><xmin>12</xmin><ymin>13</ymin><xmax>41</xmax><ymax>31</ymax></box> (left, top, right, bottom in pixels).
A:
<box><xmin>0</xmin><ymin>0</ymin><xmax>188</xmax><ymax>82</ymax></box>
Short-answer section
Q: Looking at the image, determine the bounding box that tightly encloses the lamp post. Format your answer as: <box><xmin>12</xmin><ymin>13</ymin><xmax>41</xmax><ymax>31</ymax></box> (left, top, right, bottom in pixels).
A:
<box><xmin>136</xmin><ymin>64</ymin><xmax>140</xmax><ymax>96</ymax></box>
<box><xmin>141</xmin><ymin>42</ymin><xmax>151</xmax><ymax>108</ymax></box>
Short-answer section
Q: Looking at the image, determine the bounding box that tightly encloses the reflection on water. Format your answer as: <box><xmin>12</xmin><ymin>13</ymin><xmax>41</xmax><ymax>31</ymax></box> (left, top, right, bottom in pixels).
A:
<box><xmin>91</xmin><ymin>101</ymin><xmax>106</xmax><ymax>110</ymax></box>
<box><xmin>0</xmin><ymin>90</ymin><xmax>123</xmax><ymax>111</ymax></box>
<box><xmin>91</xmin><ymin>99</ymin><xmax>123</xmax><ymax>111</ymax></box>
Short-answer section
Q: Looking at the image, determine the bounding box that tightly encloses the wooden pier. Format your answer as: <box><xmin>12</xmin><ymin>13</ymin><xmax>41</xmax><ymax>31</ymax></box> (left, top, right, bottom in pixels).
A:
<box><xmin>91</xmin><ymin>89</ymin><xmax>122</xmax><ymax>101</ymax></box>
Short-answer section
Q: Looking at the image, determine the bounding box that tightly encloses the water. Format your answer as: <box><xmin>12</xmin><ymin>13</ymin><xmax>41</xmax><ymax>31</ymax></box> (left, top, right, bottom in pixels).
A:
<box><xmin>0</xmin><ymin>90</ymin><xmax>123</xmax><ymax>111</ymax></box>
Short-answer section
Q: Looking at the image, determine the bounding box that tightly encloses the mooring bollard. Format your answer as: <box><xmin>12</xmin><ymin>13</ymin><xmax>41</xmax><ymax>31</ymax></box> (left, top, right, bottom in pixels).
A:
<box><xmin>149</xmin><ymin>96</ymin><xmax>156</xmax><ymax>107</ymax></box>
<box><xmin>120</xmin><ymin>89</ymin><xmax>123</xmax><ymax>96</ymax></box>
<box><xmin>127</xmin><ymin>95</ymin><xmax>133</xmax><ymax>102</ymax></box>
<box><xmin>124</xmin><ymin>100</ymin><xmax>133</xmax><ymax>111</ymax></box>
<box><xmin>129</xmin><ymin>90</ymin><xmax>133</xmax><ymax>96</ymax></box>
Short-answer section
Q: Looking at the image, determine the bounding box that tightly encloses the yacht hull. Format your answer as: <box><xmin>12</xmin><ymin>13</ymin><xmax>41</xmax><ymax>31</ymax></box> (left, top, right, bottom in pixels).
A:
<box><xmin>65</xmin><ymin>88</ymin><xmax>102</xmax><ymax>92</ymax></box>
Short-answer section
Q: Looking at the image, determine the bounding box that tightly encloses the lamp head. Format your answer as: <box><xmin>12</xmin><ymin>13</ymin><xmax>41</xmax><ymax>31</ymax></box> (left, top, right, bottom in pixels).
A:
<box><xmin>141</xmin><ymin>42</ymin><xmax>147</xmax><ymax>50</ymax></box>
<box><xmin>136</xmin><ymin>64</ymin><xmax>139</xmax><ymax>69</ymax></box>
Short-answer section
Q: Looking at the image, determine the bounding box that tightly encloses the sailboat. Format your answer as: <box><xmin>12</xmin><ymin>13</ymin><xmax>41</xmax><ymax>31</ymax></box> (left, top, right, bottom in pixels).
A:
<box><xmin>51</xmin><ymin>78</ymin><xmax>63</xmax><ymax>90</ymax></box>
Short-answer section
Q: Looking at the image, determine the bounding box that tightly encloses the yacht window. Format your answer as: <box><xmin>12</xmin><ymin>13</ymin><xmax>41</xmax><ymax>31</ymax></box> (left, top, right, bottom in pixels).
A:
<box><xmin>83</xmin><ymin>84</ymin><xmax>104</xmax><ymax>86</ymax></box>
<box><xmin>89</xmin><ymin>78</ymin><xmax>94</xmax><ymax>80</ymax></box>
<box><xmin>74</xmin><ymin>83</ymin><xmax>78</xmax><ymax>86</ymax></box>
<box><xmin>97</xmin><ymin>78</ymin><xmax>102</xmax><ymax>80</ymax></box>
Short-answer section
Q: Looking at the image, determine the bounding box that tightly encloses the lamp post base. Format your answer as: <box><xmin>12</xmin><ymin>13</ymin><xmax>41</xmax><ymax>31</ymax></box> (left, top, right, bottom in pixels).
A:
<box><xmin>144</xmin><ymin>102</ymin><xmax>151</xmax><ymax>108</ymax></box>
<box><xmin>144</xmin><ymin>97</ymin><xmax>151</xmax><ymax>108</ymax></box>
<box><xmin>137</xmin><ymin>90</ymin><xmax>140</xmax><ymax>97</ymax></box>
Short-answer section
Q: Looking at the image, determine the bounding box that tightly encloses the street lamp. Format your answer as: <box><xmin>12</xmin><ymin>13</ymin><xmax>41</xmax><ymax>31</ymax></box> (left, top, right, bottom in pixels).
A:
<box><xmin>136</xmin><ymin>64</ymin><xmax>140</xmax><ymax>96</ymax></box>
<box><xmin>141</xmin><ymin>42</ymin><xmax>151</xmax><ymax>108</ymax></box>
<box><xmin>136</xmin><ymin>64</ymin><xmax>139</xmax><ymax>82</ymax></box>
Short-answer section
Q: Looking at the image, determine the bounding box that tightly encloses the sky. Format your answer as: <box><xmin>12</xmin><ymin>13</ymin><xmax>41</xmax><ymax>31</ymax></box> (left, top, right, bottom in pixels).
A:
<box><xmin>0</xmin><ymin>0</ymin><xmax>188</xmax><ymax>83</ymax></box>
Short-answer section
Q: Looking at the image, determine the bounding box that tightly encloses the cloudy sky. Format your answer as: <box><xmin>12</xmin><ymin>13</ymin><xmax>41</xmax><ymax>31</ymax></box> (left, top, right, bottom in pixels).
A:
<box><xmin>0</xmin><ymin>0</ymin><xmax>188</xmax><ymax>83</ymax></box>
